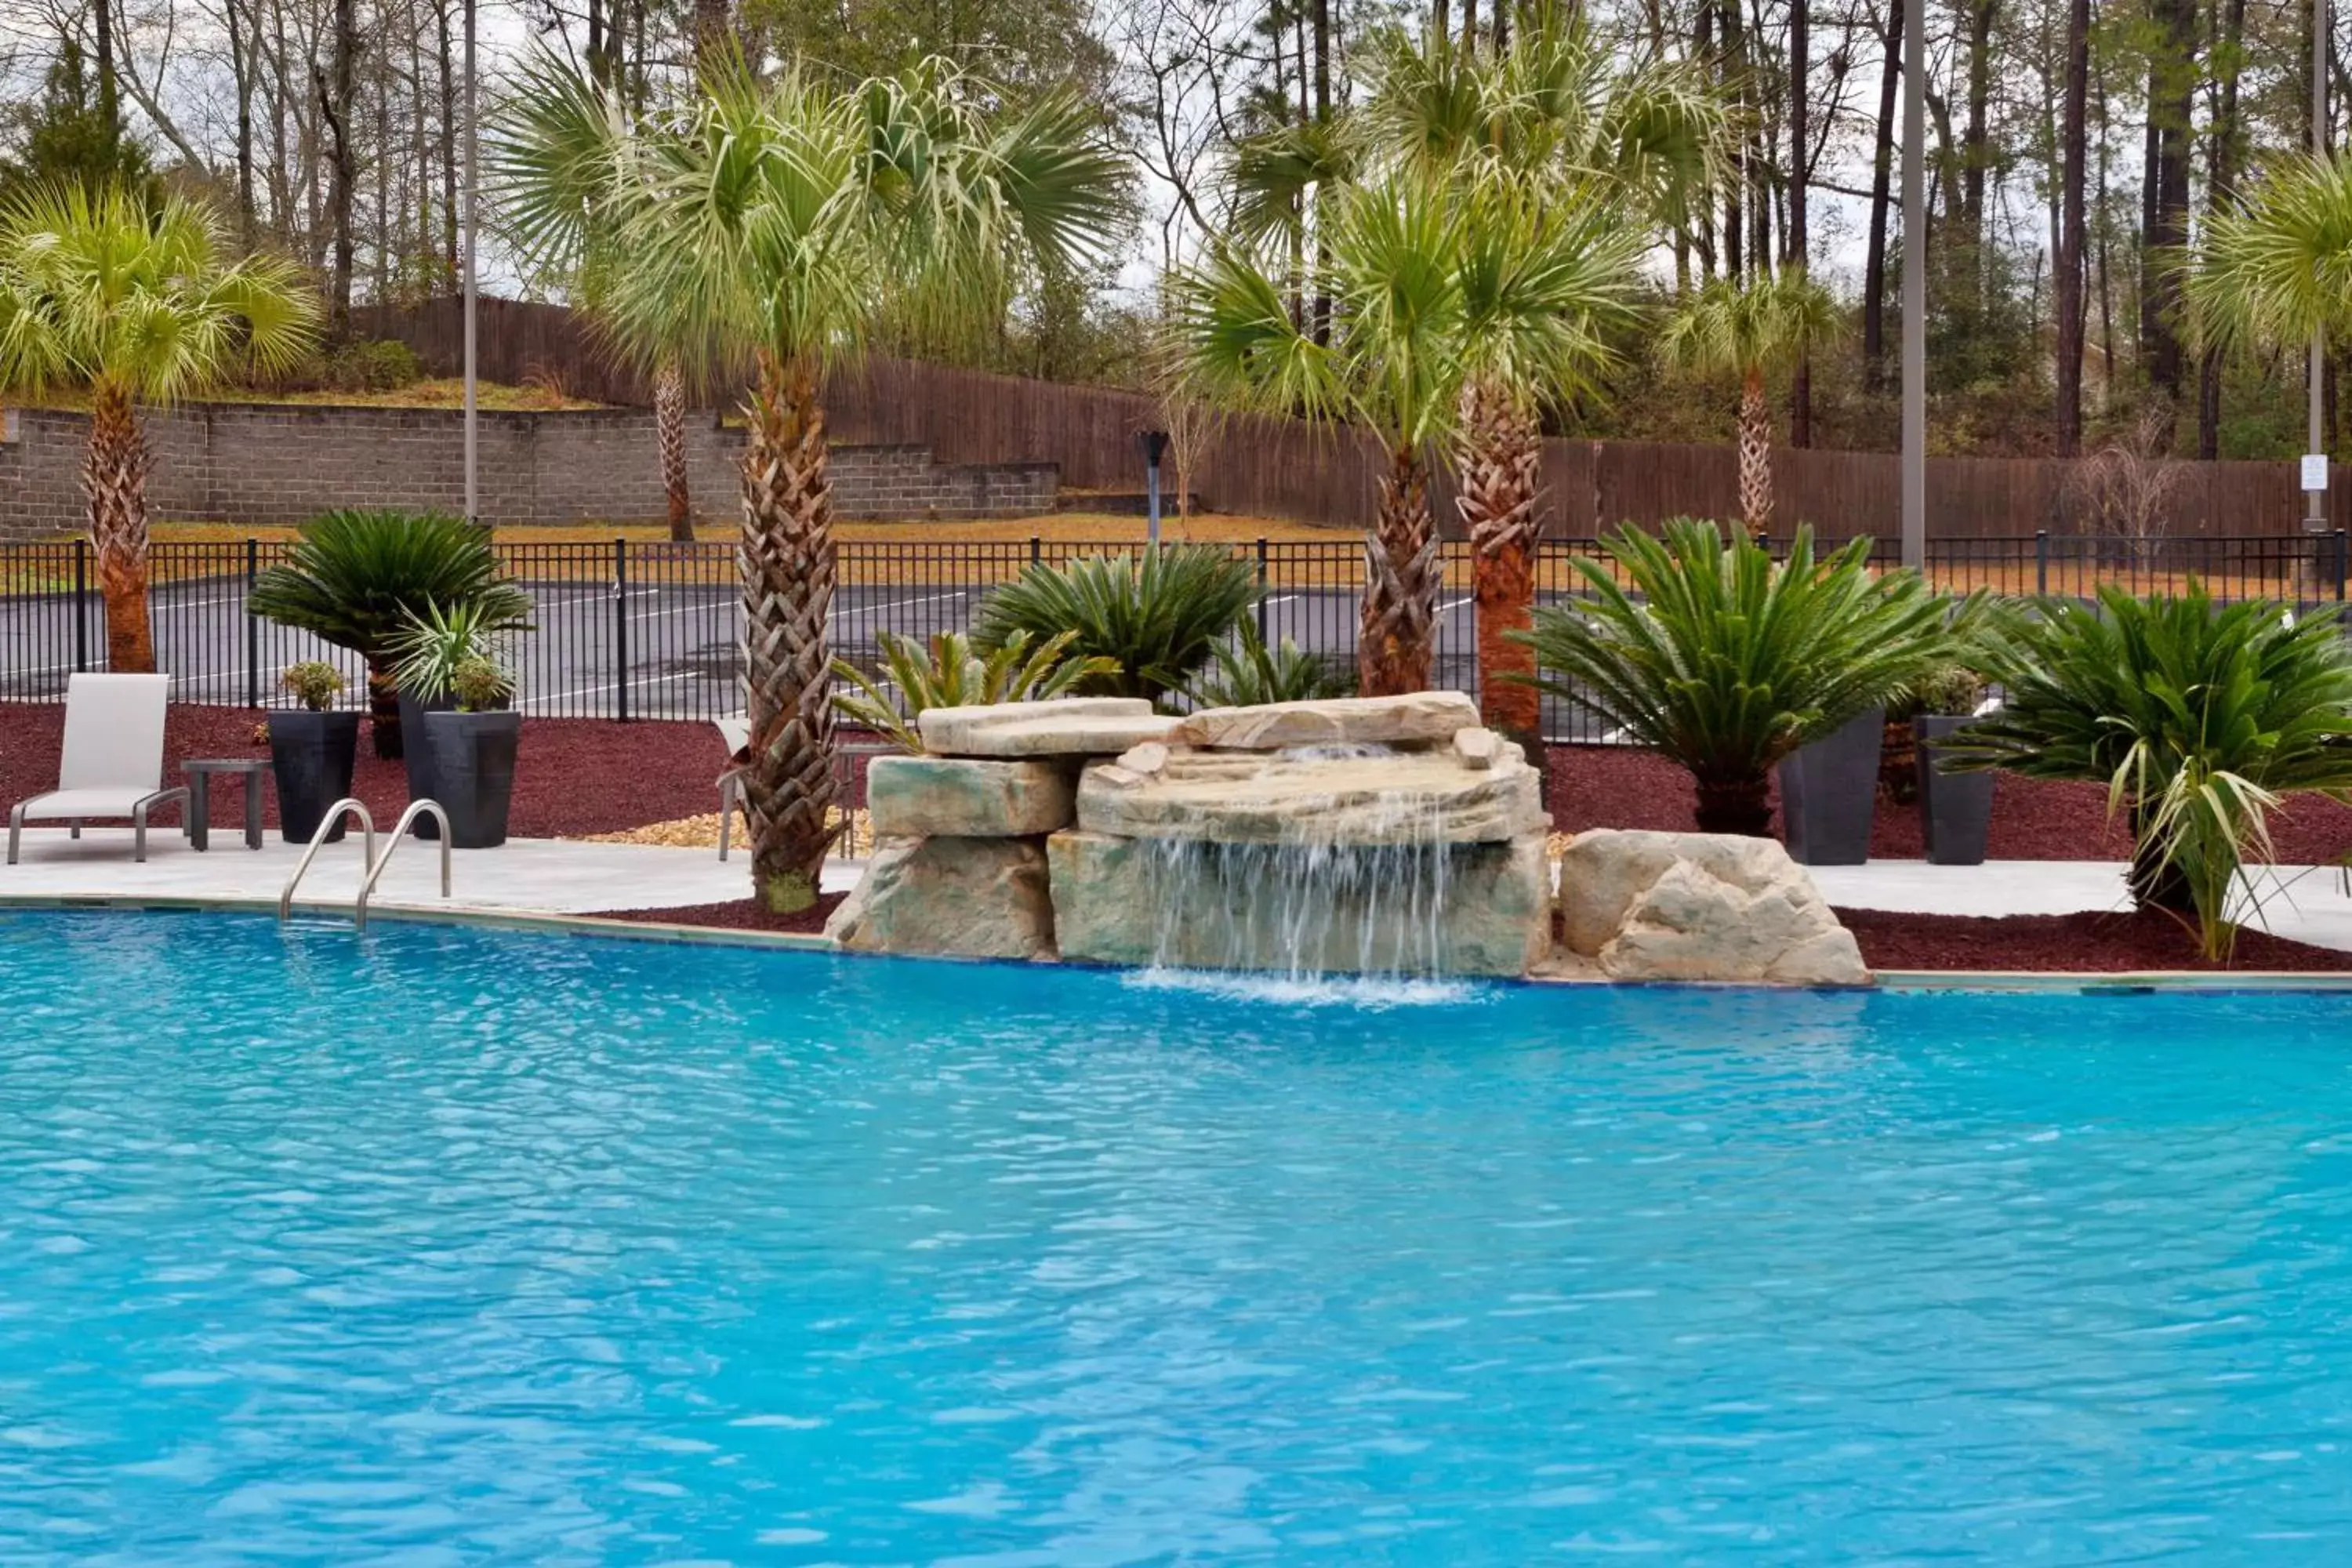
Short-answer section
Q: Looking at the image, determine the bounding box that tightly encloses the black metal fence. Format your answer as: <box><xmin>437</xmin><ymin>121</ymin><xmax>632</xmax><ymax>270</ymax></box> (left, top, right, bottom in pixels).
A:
<box><xmin>3</xmin><ymin>532</ymin><xmax>2345</xmax><ymax>744</ymax></box>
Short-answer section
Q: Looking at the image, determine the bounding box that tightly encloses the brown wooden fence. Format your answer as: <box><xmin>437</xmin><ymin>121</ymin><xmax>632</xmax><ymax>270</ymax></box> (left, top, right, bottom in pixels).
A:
<box><xmin>354</xmin><ymin>297</ymin><xmax>2341</xmax><ymax>539</ymax></box>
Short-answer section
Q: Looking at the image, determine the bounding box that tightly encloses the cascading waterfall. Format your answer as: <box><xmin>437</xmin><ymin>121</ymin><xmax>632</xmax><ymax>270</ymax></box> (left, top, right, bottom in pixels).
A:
<box><xmin>1143</xmin><ymin>743</ymin><xmax>1461</xmax><ymax>982</ymax></box>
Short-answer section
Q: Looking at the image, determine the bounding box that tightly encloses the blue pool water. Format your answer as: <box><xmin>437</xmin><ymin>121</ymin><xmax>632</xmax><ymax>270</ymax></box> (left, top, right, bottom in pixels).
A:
<box><xmin>2</xmin><ymin>913</ymin><xmax>2350</xmax><ymax>1563</ymax></box>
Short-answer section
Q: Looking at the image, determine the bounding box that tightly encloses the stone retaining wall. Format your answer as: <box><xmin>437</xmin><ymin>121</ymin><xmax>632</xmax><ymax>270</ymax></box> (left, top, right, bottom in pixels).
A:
<box><xmin>0</xmin><ymin>403</ymin><xmax>1059</xmax><ymax>539</ymax></box>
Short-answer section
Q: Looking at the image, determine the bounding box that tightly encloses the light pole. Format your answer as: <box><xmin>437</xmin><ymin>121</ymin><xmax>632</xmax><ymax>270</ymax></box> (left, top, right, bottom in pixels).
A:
<box><xmin>463</xmin><ymin>0</ymin><xmax>479</xmax><ymax>526</ymax></box>
<box><xmin>1900</xmin><ymin>0</ymin><xmax>1926</xmax><ymax>568</ymax></box>
<box><xmin>1138</xmin><ymin>430</ymin><xmax>1170</xmax><ymax>549</ymax></box>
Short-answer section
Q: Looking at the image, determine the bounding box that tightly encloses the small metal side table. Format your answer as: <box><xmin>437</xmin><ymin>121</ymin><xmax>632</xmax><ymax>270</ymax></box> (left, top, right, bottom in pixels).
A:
<box><xmin>181</xmin><ymin>759</ymin><xmax>270</xmax><ymax>851</ymax></box>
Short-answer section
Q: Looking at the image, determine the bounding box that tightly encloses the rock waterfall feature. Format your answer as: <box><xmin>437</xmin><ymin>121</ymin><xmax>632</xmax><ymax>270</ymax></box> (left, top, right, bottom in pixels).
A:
<box><xmin>826</xmin><ymin>695</ymin><xmax>1868</xmax><ymax>986</ymax></box>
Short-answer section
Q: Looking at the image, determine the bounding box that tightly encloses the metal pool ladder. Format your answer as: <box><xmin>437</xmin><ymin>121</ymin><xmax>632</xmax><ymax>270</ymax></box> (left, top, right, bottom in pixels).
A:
<box><xmin>278</xmin><ymin>799</ymin><xmax>452</xmax><ymax>931</ymax></box>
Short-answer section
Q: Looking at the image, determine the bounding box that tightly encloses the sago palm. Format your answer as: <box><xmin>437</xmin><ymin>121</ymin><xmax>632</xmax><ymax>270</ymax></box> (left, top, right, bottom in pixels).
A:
<box><xmin>593</xmin><ymin>60</ymin><xmax>1123</xmax><ymax>912</ymax></box>
<box><xmin>1513</xmin><ymin>520</ymin><xmax>1975</xmax><ymax>835</ymax></box>
<box><xmin>0</xmin><ymin>183</ymin><xmax>317</xmax><ymax>672</ymax></box>
<box><xmin>1938</xmin><ymin>586</ymin><xmax>2352</xmax><ymax>961</ymax></box>
<box><xmin>492</xmin><ymin>51</ymin><xmax>700</xmax><ymax>542</ymax></box>
<box><xmin>973</xmin><ymin>546</ymin><xmax>1264</xmax><ymax>705</ymax></box>
<box><xmin>831</xmin><ymin>630</ymin><xmax>1117</xmax><ymax>753</ymax></box>
<box><xmin>1661</xmin><ymin>270</ymin><xmax>1841</xmax><ymax>542</ymax></box>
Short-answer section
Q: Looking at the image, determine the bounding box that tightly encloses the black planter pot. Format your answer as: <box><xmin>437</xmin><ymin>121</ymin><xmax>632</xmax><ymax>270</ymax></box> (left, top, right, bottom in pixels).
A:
<box><xmin>423</xmin><ymin>710</ymin><xmax>522</xmax><ymax>848</ymax></box>
<box><xmin>396</xmin><ymin>691</ymin><xmax>456</xmax><ymax>839</ymax></box>
<box><xmin>1777</xmin><ymin>705</ymin><xmax>1886</xmax><ymax>866</ymax></box>
<box><xmin>267</xmin><ymin>710</ymin><xmax>361</xmax><ymax>844</ymax></box>
<box><xmin>1916</xmin><ymin>713</ymin><xmax>1994</xmax><ymax>866</ymax></box>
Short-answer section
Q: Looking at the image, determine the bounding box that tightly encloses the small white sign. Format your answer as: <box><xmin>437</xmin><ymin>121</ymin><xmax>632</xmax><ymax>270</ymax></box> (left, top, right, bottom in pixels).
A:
<box><xmin>2303</xmin><ymin>453</ymin><xmax>2329</xmax><ymax>492</ymax></box>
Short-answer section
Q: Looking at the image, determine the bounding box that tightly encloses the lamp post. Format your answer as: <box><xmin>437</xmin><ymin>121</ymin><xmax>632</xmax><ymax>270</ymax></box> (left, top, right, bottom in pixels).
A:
<box><xmin>1900</xmin><ymin>0</ymin><xmax>1926</xmax><ymax>569</ymax></box>
<box><xmin>1138</xmin><ymin>429</ymin><xmax>1171</xmax><ymax>549</ymax></box>
<box><xmin>2308</xmin><ymin>0</ymin><xmax>2331</xmax><ymax>535</ymax></box>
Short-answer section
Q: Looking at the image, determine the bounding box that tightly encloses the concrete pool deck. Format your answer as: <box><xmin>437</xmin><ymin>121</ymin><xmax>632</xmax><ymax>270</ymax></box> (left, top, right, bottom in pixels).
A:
<box><xmin>5</xmin><ymin>829</ymin><xmax>2350</xmax><ymax>958</ymax></box>
<box><xmin>0</xmin><ymin>827</ymin><xmax>863</xmax><ymax>918</ymax></box>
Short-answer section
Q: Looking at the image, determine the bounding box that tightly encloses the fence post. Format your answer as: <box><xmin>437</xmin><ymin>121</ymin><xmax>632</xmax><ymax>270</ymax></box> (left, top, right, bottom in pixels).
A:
<box><xmin>2034</xmin><ymin>530</ymin><xmax>2049</xmax><ymax>597</ymax></box>
<box><xmin>1255</xmin><ymin>537</ymin><xmax>1269</xmax><ymax>643</ymax></box>
<box><xmin>244</xmin><ymin>537</ymin><xmax>261</xmax><ymax>708</ymax></box>
<box><xmin>614</xmin><ymin>536</ymin><xmax>630</xmax><ymax>724</ymax></box>
<box><xmin>72</xmin><ymin>539</ymin><xmax>89</xmax><ymax>672</ymax></box>
<box><xmin>1029</xmin><ymin>535</ymin><xmax>1042</xmax><ymax>568</ymax></box>
<box><xmin>2337</xmin><ymin>531</ymin><xmax>2348</xmax><ymax>603</ymax></box>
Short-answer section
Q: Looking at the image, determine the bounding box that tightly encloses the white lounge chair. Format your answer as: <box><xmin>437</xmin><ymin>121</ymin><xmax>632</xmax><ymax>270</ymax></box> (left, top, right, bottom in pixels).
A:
<box><xmin>714</xmin><ymin>716</ymin><xmax>750</xmax><ymax>862</ymax></box>
<box><xmin>9</xmin><ymin>673</ymin><xmax>190</xmax><ymax>865</ymax></box>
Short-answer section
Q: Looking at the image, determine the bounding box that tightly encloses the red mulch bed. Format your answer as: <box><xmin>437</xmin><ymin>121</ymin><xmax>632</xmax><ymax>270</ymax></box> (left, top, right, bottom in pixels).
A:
<box><xmin>1838</xmin><ymin>906</ymin><xmax>2352</xmax><ymax>972</ymax></box>
<box><xmin>0</xmin><ymin>702</ymin><xmax>730</xmax><ymax>839</ymax></box>
<box><xmin>1548</xmin><ymin>744</ymin><xmax>2352</xmax><ymax>866</ymax></box>
<box><xmin>593</xmin><ymin>892</ymin><xmax>847</xmax><ymax>935</ymax></box>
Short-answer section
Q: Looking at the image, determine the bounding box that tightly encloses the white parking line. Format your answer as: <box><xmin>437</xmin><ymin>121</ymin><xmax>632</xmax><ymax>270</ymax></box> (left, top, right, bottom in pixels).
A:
<box><xmin>844</xmin><ymin>589</ymin><xmax>971</xmax><ymax>615</ymax></box>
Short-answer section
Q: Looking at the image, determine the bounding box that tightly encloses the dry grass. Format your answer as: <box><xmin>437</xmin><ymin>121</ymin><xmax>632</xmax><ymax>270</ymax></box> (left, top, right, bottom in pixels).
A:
<box><xmin>15</xmin><ymin>379</ymin><xmax>607</xmax><ymax>413</ymax></box>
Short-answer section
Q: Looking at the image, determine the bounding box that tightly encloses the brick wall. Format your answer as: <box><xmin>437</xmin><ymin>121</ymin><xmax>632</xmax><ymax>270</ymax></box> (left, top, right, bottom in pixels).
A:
<box><xmin>0</xmin><ymin>403</ymin><xmax>1060</xmax><ymax>539</ymax></box>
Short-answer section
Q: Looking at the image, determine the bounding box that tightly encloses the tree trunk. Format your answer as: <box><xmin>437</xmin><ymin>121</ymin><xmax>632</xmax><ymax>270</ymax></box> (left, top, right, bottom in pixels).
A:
<box><xmin>656</xmin><ymin>361</ymin><xmax>694</xmax><ymax>543</ymax></box>
<box><xmin>1863</xmin><ymin>0</ymin><xmax>1900</xmax><ymax>390</ymax></box>
<box><xmin>694</xmin><ymin>0</ymin><xmax>732</xmax><ymax>78</ymax></box>
<box><xmin>227</xmin><ymin>0</ymin><xmax>256</xmax><ymax>251</ymax></box>
<box><xmin>1694</xmin><ymin>775</ymin><xmax>1773</xmax><ymax>836</ymax></box>
<box><xmin>316</xmin><ymin>0</ymin><xmax>360</xmax><ymax>343</ymax></box>
<box><xmin>2140</xmin><ymin>0</ymin><xmax>2194</xmax><ymax>415</ymax></box>
<box><xmin>94</xmin><ymin>0</ymin><xmax>118</xmax><ymax>132</ymax></box>
<box><xmin>739</xmin><ymin>352</ymin><xmax>840</xmax><ymax>913</ymax></box>
<box><xmin>366</xmin><ymin>654</ymin><xmax>403</xmax><ymax>760</ymax></box>
<box><xmin>1737</xmin><ymin>367</ymin><xmax>1773</xmax><ymax>540</ymax></box>
<box><xmin>436</xmin><ymin>0</ymin><xmax>457</xmax><ymax>285</ymax></box>
<box><xmin>1788</xmin><ymin>0</ymin><xmax>1811</xmax><ymax>445</ymax></box>
<box><xmin>1719</xmin><ymin>0</ymin><xmax>1744</xmax><ymax>280</ymax></box>
<box><xmin>2053</xmin><ymin>0</ymin><xmax>2088</xmax><ymax>454</ymax></box>
<box><xmin>2197</xmin><ymin>0</ymin><xmax>2249</xmax><ymax>460</ymax></box>
<box><xmin>1360</xmin><ymin>446</ymin><xmax>1439</xmax><ymax>697</ymax></box>
<box><xmin>1455</xmin><ymin>376</ymin><xmax>1543</xmax><ymax>759</ymax></box>
<box><xmin>84</xmin><ymin>383</ymin><xmax>155</xmax><ymax>675</ymax></box>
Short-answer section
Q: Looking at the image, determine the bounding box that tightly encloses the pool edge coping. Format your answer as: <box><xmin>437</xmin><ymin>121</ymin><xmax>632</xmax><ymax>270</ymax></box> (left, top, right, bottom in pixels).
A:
<box><xmin>9</xmin><ymin>892</ymin><xmax>2352</xmax><ymax>991</ymax></box>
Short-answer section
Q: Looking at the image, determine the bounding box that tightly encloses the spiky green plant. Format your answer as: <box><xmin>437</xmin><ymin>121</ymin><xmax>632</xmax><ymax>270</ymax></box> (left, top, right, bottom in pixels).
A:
<box><xmin>387</xmin><ymin>597</ymin><xmax>524</xmax><ymax>713</ymax></box>
<box><xmin>1183</xmin><ymin>621</ymin><xmax>1356</xmax><ymax>709</ymax></box>
<box><xmin>1512</xmin><ymin>520</ymin><xmax>1977</xmax><ymax>835</ymax></box>
<box><xmin>249</xmin><ymin>510</ymin><xmax>531</xmax><ymax>757</ymax></box>
<box><xmin>973</xmin><ymin>546</ymin><xmax>1264</xmax><ymax>706</ymax></box>
<box><xmin>2184</xmin><ymin>151</ymin><xmax>2352</xmax><ymax>358</ymax></box>
<box><xmin>1937</xmin><ymin>586</ymin><xmax>2352</xmax><ymax>961</ymax></box>
<box><xmin>830</xmin><ymin>629</ymin><xmax>1119</xmax><ymax>753</ymax></box>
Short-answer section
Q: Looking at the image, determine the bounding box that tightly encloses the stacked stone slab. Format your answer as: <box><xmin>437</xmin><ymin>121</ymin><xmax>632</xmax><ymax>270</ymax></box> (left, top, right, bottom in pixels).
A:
<box><xmin>824</xmin><ymin>698</ymin><xmax>1178</xmax><ymax>960</ymax></box>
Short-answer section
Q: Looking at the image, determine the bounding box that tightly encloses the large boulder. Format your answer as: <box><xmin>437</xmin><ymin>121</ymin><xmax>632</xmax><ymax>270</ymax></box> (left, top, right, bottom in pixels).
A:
<box><xmin>825</xmin><ymin>836</ymin><xmax>1055</xmax><ymax>960</ymax></box>
<box><xmin>1076</xmin><ymin>746</ymin><xmax>1546</xmax><ymax>844</ymax></box>
<box><xmin>1556</xmin><ymin>829</ymin><xmax>1869</xmax><ymax>986</ymax></box>
<box><xmin>1048</xmin><ymin>829</ymin><xmax>1550</xmax><ymax>977</ymax></box>
<box><xmin>918</xmin><ymin>698</ymin><xmax>1179</xmax><ymax>759</ymax></box>
<box><xmin>1172</xmin><ymin>691</ymin><xmax>1482</xmax><ymax>750</ymax></box>
<box><xmin>866</xmin><ymin>755</ymin><xmax>1077</xmax><ymax>838</ymax></box>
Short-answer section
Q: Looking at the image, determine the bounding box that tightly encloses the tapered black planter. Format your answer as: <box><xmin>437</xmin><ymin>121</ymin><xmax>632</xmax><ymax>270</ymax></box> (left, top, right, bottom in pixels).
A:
<box><xmin>396</xmin><ymin>691</ymin><xmax>456</xmax><ymax>839</ymax></box>
<box><xmin>423</xmin><ymin>710</ymin><xmax>522</xmax><ymax>848</ymax></box>
<box><xmin>1777</xmin><ymin>706</ymin><xmax>1886</xmax><ymax>866</ymax></box>
<box><xmin>267</xmin><ymin>710</ymin><xmax>361</xmax><ymax>844</ymax></box>
<box><xmin>1916</xmin><ymin>714</ymin><xmax>1994</xmax><ymax>866</ymax></box>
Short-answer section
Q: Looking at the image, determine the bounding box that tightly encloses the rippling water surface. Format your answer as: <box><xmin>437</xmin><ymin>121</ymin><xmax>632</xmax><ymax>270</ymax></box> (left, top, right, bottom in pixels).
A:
<box><xmin>2</xmin><ymin>911</ymin><xmax>2350</xmax><ymax>1563</ymax></box>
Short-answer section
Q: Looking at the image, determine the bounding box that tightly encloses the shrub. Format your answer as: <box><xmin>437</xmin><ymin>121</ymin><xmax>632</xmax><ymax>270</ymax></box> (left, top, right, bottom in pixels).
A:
<box><xmin>831</xmin><ymin>629</ymin><xmax>1120</xmax><ymax>753</ymax></box>
<box><xmin>1512</xmin><ymin>520</ymin><xmax>1979</xmax><ymax>834</ymax></box>
<box><xmin>280</xmin><ymin>660</ymin><xmax>346</xmax><ymax>711</ymax></box>
<box><xmin>1939</xmin><ymin>584</ymin><xmax>2352</xmax><ymax>960</ymax></box>
<box><xmin>972</xmin><ymin>545</ymin><xmax>1261</xmax><ymax>706</ymax></box>
<box><xmin>388</xmin><ymin>598</ymin><xmax>521</xmax><ymax>711</ymax></box>
<box><xmin>250</xmin><ymin>510</ymin><xmax>530</xmax><ymax>754</ymax></box>
<box><xmin>1910</xmin><ymin>662</ymin><xmax>1988</xmax><ymax>717</ymax></box>
<box><xmin>1183</xmin><ymin>620</ymin><xmax>1356</xmax><ymax>708</ymax></box>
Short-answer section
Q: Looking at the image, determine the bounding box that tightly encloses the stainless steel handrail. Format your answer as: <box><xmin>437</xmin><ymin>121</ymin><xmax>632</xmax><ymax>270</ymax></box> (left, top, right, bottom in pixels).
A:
<box><xmin>354</xmin><ymin>800</ymin><xmax>452</xmax><ymax>931</ymax></box>
<box><xmin>277</xmin><ymin>799</ymin><xmax>376</xmax><ymax>920</ymax></box>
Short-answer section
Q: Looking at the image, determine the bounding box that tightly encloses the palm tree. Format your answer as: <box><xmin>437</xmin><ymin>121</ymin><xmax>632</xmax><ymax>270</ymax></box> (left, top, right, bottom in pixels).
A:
<box><xmin>492</xmin><ymin>52</ymin><xmax>701</xmax><ymax>542</ymax></box>
<box><xmin>0</xmin><ymin>183</ymin><xmax>317</xmax><ymax>672</ymax></box>
<box><xmin>2184</xmin><ymin>152</ymin><xmax>2352</xmax><ymax>355</ymax></box>
<box><xmin>590</xmin><ymin>61</ymin><xmax>1123</xmax><ymax>913</ymax></box>
<box><xmin>1173</xmin><ymin>169</ymin><xmax>1639</xmax><ymax>698</ymax></box>
<box><xmin>1660</xmin><ymin>270</ymin><xmax>1841</xmax><ymax>543</ymax></box>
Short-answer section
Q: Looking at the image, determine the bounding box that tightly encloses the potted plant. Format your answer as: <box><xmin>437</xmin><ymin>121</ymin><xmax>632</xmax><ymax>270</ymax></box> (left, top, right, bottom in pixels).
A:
<box><xmin>267</xmin><ymin>662</ymin><xmax>361</xmax><ymax>844</ymax></box>
<box><xmin>1776</xmin><ymin>705</ymin><xmax>1887</xmax><ymax>866</ymax></box>
<box><xmin>1912</xmin><ymin>665</ymin><xmax>1994</xmax><ymax>866</ymax></box>
<box><xmin>392</xmin><ymin>601</ymin><xmax>521</xmax><ymax>848</ymax></box>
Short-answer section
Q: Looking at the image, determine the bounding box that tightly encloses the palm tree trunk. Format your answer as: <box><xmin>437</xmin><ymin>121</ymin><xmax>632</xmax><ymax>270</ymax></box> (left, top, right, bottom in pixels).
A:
<box><xmin>1455</xmin><ymin>376</ymin><xmax>1541</xmax><ymax>758</ymax></box>
<box><xmin>1694</xmin><ymin>775</ymin><xmax>1773</xmax><ymax>837</ymax></box>
<box><xmin>1359</xmin><ymin>444</ymin><xmax>1438</xmax><ymax>697</ymax></box>
<box><xmin>365</xmin><ymin>655</ymin><xmax>403</xmax><ymax>760</ymax></box>
<box><xmin>83</xmin><ymin>382</ymin><xmax>156</xmax><ymax>674</ymax></box>
<box><xmin>1737</xmin><ymin>366</ymin><xmax>1773</xmax><ymax>541</ymax></box>
<box><xmin>740</xmin><ymin>351</ymin><xmax>840</xmax><ymax>913</ymax></box>
<box><xmin>655</xmin><ymin>360</ymin><xmax>693</xmax><ymax>543</ymax></box>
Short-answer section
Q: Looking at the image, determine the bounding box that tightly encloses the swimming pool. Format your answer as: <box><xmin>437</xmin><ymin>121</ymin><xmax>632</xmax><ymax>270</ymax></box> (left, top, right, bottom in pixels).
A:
<box><xmin>2</xmin><ymin>910</ymin><xmax>2348</xmax><ymax>1562</ymax></box>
